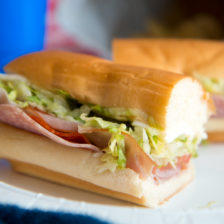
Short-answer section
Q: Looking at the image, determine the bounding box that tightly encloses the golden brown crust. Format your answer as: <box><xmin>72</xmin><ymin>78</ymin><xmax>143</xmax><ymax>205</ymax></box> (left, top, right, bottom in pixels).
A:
<box><xmin>208</xmin><ymin>131</ymin><xmax>224</xmax><ymax>142</ymax></box>
<box><xmin>10</xmin><ymin>159</ymin><xmax>147</xmax><ymax>206</ymax></box>
<box><xmin>113</xmin><ymin>38</ymin><xmax>224</xmax><ymax>78</ymax></box>
<box><xmin>4</xmin><ymin>50</ymin><xmax>186</xmax><ymax>128</ymax></box>
<box><xmin>9</xmin><ymin>159</ymin><xmax>194</xmax><ymax>207</ymax></box>
<box><xmin>4</xmin><ymin>51</ymin><xmax>105</xmax><ymax>89</ymax></box>
<box><xmin>160</xmin><ymin>169</ymin><xmax>194</xmax><ymax>205</ymax></box>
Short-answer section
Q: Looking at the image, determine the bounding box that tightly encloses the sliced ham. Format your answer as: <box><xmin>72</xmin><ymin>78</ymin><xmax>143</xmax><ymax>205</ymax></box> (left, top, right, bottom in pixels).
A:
<box><xmin>34</xmin><ymin>110</ymin><xmax>79</xmax><ymax>132</ymax></box>
<box><xmin>25</xmin><ymin>107</ymin><xmax>90</xmax><ymax>144</ymax></box>
<box><xmin>124</xmin><ymin>133</ymin><xmax>155</xmax><ymax>179</ymax></box>
<box><xmin>0</xmin><ymin>90</ymin><xmax>99</xmax><ymax>151</ymax></box>
<box><xmin>80</xmin><ymin>128</ymin><xmax>155</xmax><ymax>179</ymax></box>
<box><xmin>81</xmin><ymin>127</ymin><xmax>191</xmax><ymax>181</ymax></box>
<box><xmin>212</xmin><ymin>94</ymin><xmax>224</xmax><ymax>118</ymax></box>
<box><xmin>0</xmin><ymin>104</ymin><xmax>99</xmax><ymax>151</ymax></box>
<box><xmin>0</xmin><ymin>89</ymin><xmax>10</xmax><ymax>104</ymax></box>
<box><xmin>152</xmin><ymin>155</ymin><xmax>191</xmax><ymax>184</ymax></box>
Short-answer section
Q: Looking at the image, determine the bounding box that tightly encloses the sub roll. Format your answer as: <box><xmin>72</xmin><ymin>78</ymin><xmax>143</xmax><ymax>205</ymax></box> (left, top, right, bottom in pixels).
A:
<box><xmin>0</xmin><ymin>51</ymin><xmax>211</xmax><ymax>207</ymax></box>
<box><xmin>113</xmin><ymin>38</ymin><xmax>224</xmax><ymax>141</ymax></box>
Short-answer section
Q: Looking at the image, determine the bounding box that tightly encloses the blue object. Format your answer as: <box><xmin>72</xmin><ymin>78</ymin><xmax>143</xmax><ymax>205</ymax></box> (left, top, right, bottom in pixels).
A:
<box><xmin>0</xmin><ymin>0</ymin><xmax>47</xmax><ymax>72</ymax></box>
<box><xmin>0</xmin><ymin>204</ymin><xmax>111</xmax><ymax>224</ymax></box>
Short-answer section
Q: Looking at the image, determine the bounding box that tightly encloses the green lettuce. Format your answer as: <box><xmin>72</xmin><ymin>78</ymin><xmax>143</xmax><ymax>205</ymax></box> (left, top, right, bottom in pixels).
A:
<box><xmin>194</xmin><ymin>74</ymin><xmax>224</xmax><ymax>95</ymax></box>
<box><xmin>91</xmin><ymin>105</ymin><xmax>148</xmax><ymax>122</ymax></box>
<box><xmin>131</xmin><ymin>123</ymin><xmax>198</xmax><ymax>167</ymax></box>
<box><xmin>131</xmin><ymin>126</ymin><xmax>151</xmax><ymax>155</ymax></box>
<box><xmin>101</xmin><ymin>125</ymin><xmax>126</xmax><ymax>171</ymax></box>
<box><xmin>0</xmin><ymin>79</ymin><xmax>90</xmax><ymax>122</ymax></box>
<box><xmin>81</xmin><ymin>114</ymin><xmax>127</xmax><ymax>170</ymax></box>
<box><xmin>81</xmin><ymin>113</ymin><xmax>120</xmax><ymax>129</ymax></box>
<box><xmin>81</xmin><ymin>114</ymin><xmax>199</xmax><ymax>169</ymax></box>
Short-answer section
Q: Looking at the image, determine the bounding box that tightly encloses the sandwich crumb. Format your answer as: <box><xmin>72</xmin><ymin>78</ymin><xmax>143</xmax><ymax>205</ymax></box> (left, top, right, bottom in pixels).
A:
<box><xmin>198</xmin><ymin>200</ymin><xmax>216</xmax><ymax>209</ymax></box>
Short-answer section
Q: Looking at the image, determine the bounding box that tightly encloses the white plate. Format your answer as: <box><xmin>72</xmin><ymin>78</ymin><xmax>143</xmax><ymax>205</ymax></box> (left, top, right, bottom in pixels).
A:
<box><xmin>1</xmin><ymin>144</ymin><xmax>224</xmax><ymax>224</ymax></box>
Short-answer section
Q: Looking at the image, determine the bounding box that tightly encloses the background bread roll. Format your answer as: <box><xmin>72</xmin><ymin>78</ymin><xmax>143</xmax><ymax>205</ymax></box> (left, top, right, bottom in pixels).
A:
<box><xmin>113</xmin><ymin>38</ymin><xmax>224</xmax><ymax>78</ymax></box>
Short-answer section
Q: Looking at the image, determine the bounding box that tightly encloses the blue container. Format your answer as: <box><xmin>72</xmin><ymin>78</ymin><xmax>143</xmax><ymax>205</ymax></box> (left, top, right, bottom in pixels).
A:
<box><xmin>0</xmin><ymin>0</ymin><xmax>47</xmax><ymax>72</ymax></box>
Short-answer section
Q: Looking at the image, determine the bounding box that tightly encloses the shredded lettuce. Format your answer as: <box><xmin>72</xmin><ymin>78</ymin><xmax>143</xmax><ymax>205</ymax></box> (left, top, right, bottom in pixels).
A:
<box><xmin>149</xmin><ymin>135</ymin><xmax>198</xmax><ymax>167</ymax></box>
<box><xmin>101</xmin><ymin>124</ymin><xmax>126</xmax><ymax>171</ymax></box>
<box><xmin>0</xmin><ymin>79</ymin><xmax>90</xmax><ymax>122</ymax></box>
<box><xmin>81</xmin><ymin>113</ymin><xmax>120</xmax><ymax>129</ymax></box>
<box><xmin>91</xmin><ymin>105</ymin><xmax>148</xmax><ymax>122</ymax></box>
<box><xmin>16</xmin><ymin>81</ymin><xmax>32</xmax><ymax>100</ymax></box>
<box><xmin>81</xmin><ymin>114</ymin><xmax>127</xmax><ymax>170</ymax></box>
<box><xmin>8</xmin><ymin>90</ymin><xmax>17</xmax><ymax>101</ymax></box>
<box><xmin>81</xmin><ymin>114</ymin><xmax>199</xmax><ymax>169</ymax></box>
<box><xmin>131</xmin><ymin>123</ymin><xmax>198</xmax><ymax>167</ymax></box>
<box><xmin>194</xmin><ymin>74</ymin><xmax>224</xmax><ymax>95</ymax></box>
<box><xmin>131</xmin><ymin>126</ymin><xmax>151</xmax><ymax>155</ymax></box>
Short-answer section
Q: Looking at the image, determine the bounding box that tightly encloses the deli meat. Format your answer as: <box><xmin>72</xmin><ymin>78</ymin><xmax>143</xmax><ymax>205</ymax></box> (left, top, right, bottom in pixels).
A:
<box><xmin>0</xmin><ymin>87</ymin><xmax>191</xmax><ymax>180</ymax></box>
<box><xmin>0</xmin><ymin>90</ymin><xmax>99</xmax><ymax>151</ymax></box>
<box><xmin>212</xmin><ymin>94</ymin><xmax>224</xmax><ymax>118</ymax></box>
<box><xmin>0</xmin><ymin>104</ymin><xmax>99</xmax><ymax>151</ymax></box>
<box><xmin>80</xmin><ymin>127</ymin><xmax>155</xmax><ymax>179</ymax></box>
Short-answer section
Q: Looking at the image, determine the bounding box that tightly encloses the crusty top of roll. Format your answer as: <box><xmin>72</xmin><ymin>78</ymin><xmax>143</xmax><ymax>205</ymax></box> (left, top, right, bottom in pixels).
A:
<box><xmin>113</xmin><ymin>38</ymin><xmax>224</xmax><ymax>79</ymax></box>
<box><xmin>4</xmin><ymin>51</ymin><xmax>209</xmax><ymax>140</ymax></box>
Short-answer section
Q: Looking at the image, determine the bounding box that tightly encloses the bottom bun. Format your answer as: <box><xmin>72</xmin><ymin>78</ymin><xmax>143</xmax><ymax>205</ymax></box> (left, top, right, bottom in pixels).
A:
<box><xmin>208</xmin><ymin>132</ymin><xmax>224</xmax><ymax>142</ymax></box>
<box><xmin>0</xmin><ymin>123</ymin><xmax>194</xmax><ymax>207</ymax></box>
<box><xmin>10</xmin><ymin>160</ymin><xmax>194</xmax><ymax>207</ymax></box>
<box><xmin>206</xmin><ymin>118</ymin><xmax>224</xmax><ymax>142</ymax></box>
<box><xmin>10</xmin><ymin>159</ymin><xmax>147</xmax><ymax>206</ymax></box>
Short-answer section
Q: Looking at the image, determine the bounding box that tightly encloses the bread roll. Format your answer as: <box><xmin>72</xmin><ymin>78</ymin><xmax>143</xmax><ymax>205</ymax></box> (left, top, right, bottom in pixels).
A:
<box><xmin>0</xmin><ymin>51</ymin><xmax>210</xmax><ymax>207</ymax></box>
<box><xmin>0</xmin><ymin>123</ymin><xmax>194</xmax><ymax>207</ymax></box>
<box><xmin>113</xmin><ymin>38</ymin><xmax>224</xmax><ymax>78</ymax></box>
<box><xmin>4</xmin><ymin>50</ymin><xmax>210</xmax><ymax>141</ymax></box>
<box><xmin>113</xmin><ymin>38</ymin><xmax>223</xmax><ymax>141</ymax></box>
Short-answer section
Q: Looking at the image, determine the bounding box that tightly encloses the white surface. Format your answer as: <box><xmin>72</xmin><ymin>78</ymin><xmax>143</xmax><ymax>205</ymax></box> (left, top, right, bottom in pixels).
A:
<box><xmin>0</xmin><ymin>144</ymin><xmax>224</xmax><ymax>223</ymax></box>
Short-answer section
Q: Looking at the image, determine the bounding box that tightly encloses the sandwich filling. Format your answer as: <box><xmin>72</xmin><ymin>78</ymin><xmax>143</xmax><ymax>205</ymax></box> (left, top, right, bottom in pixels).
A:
<box><xmin>194</xmin><ymin>74</ymin><xmax>224</xmax><ymax>119</ymax></box>
<box><xmin>0</xmin><ymin>75</ymin><xmax>202</xmax><ymax>180</ymax></box>
<box><xmin>194</xmin><ymin>74</ymin><xmax>224</xmax><ymax>96</ymax></box>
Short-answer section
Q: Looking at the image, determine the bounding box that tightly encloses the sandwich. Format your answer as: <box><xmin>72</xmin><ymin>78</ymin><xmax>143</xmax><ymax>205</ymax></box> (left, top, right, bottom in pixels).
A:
<box><xmin>0</xmin><ymin>51</ymin><xmax>211</xmax><ymax>207</ymax></box>
<box><xmin>113</xmin><ymin>38</ymin><xmax>224</xmax><ymax>142</ymax></box>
